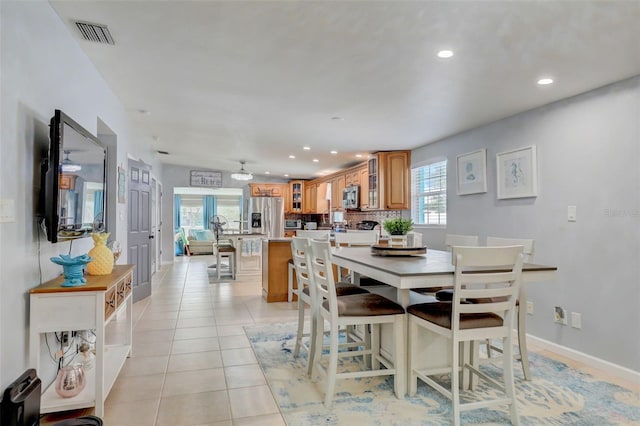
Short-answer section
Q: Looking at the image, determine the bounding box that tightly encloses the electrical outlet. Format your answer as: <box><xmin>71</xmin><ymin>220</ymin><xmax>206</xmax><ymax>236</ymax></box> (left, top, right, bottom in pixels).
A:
<box><xmin>526</xmin><ymin>301</ymin><xmax>534</xmax><ymax>315</ymax></box>
<box><xmin>60</xmin><ymin>331</ymin><xmax>70</xmax><ymax>349</ymax></box>
<box><xmin>571</xmin><ymin>312</ymin><xmax>582</xmax><ymax>329</ymax></box>
<box><xmin>554</xmin><ymin>306</ymin><xmax>568</xmax><ymax>325</ymax></box>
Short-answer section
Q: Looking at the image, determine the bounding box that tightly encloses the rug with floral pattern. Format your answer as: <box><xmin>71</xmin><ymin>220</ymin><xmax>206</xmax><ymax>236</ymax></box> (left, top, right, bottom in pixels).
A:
<box><xmin>245</xmin><ymin>322</ymin><xmax>640</xmax><ymax>425</ymax></box>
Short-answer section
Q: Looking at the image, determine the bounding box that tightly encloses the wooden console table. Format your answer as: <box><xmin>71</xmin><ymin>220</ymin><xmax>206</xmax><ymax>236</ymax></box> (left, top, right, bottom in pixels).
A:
<box><xmin>29</xmin><ymin>264</ymin><xmax>135</xmax><ymax>417</ymax></box>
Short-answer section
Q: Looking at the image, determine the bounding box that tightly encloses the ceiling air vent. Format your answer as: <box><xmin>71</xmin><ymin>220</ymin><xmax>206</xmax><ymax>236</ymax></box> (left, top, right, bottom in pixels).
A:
<box><xmin>75</xmin><ymin>21</ymin><xmax>115</xmax><ymax>45</ymax></box>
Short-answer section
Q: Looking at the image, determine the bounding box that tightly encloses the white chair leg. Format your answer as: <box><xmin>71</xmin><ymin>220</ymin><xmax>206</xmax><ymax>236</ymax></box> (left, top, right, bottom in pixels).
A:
<box><xmin>371</xmin><ymin>324</ymin><xmax>380</xmax><ymax>370</ymax></box>
<box><xmin>311</xmin><ymin>313</ymin><xmax>324</xmax><ymax>383</ymax></box>
<box><xmin>307</xmin><ymin>306</ymin><xmax>318</xmax><ymax>378</ymax></box>
<box><xmin>517</xmin><ymin>304</ymin><xmax>532</xmax><ymax>380</ymax></box>
<box><xmin>451</xmin><ymin>338</ymin><xmax>461</xmax><ymax>426</ymax></box>
<box><xmin>503</xmin><ymin>336</ymin><xmax>520</xmax><ymax>425</ymax></box>
<box><xmin>324</xmin><ymin>321</ymin><xmax>340</xmax><ymax>407</ymax></box>
<box><xmin>407</xmin><ymin>317</ymin><xmax>418</xmax><ymax>396</ymax></box>
<box><xmin>293</xmin><ymin>296</ymin><xmax>305</xmax><ymax>357</ymax></box>
<box><xmin>287</xmin><ymin>263</ymin><xmax>294</xmax><ymax>302</ymax></box>
<box><xmin>393</xmin><ymin>315</ymin><xmax>406</xmax><ymax>399</ymax></box>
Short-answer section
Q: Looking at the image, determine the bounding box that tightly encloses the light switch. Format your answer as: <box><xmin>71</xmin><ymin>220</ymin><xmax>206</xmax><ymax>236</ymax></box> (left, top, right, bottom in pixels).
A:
<box><xmin>568</xmin><ymin>205</ymin><xmax>577</xmax><ymax>222</ymax></box>
<box><xmin>0</xmin><ymin>198</ymin><xmax>16</xmax><ymax>222</ymax></box>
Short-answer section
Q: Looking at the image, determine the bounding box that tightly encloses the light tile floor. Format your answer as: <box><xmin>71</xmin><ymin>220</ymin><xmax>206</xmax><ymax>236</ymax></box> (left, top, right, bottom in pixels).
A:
<box><xmin>41</xmin><ymin>254</ymin><xmax>638</xmax><ymax>425</ymax></box>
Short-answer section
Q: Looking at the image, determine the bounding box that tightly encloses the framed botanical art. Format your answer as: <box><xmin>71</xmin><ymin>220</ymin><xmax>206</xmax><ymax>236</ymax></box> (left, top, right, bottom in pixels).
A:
<box><xmin>496</xmin><ymin>145</ymin><xmax>538</xmax><ymax>199</ymax></box>
<box><xmin>456</xmin><ymin>149</ymin><xmax>487</xmax><ymax>195</ymax></box>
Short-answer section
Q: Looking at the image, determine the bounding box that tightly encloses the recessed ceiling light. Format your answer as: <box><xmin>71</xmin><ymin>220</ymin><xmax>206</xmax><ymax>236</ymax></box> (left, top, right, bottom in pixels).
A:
<box><xmin>303</xmin><ymin>146</ymin><xmax>311</xmax><ymax>150</ymax></box>
<box><xmin>312</xmin><ymin>159</ymin><xmax>319</xmax><ymax>163</ymax></box>
<box><xmin>330</xmin><ymin>150</ymin><xmax>338</xmax><ymax>154</ymax></box>
<box><xmin>537</xmin><ymin>78</ymin><xmax>554</xmax><ymax>85</ymax></box>
<box><xmin>289</xmin><ymin>155</ymin><xmax>295</xmax><ymax>159</ymax></box>
<box><xmin>265</xmin><ymin>171</ymin><xmax>270</xmax><ymax>174</ymax></box>
<box><xmin>355</xmin><ymin>154</ymin><xmax>362</xmax><ymax>158</ymax></box>
<box><xmin>284</xmin><ymin>174</ymin><xmax>289</xmax><ymax>177</ymax></box>
<box><xmin>437</xmin><ymin>50</ymin><xmax>454</xmax><ymax>59</ymax></box>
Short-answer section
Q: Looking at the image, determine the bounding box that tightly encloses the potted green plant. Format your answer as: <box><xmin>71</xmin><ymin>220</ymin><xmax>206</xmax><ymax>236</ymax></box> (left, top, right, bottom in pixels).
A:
<box><xmin>382</xmin><ymin>217</ymin><xmax>413</xmax><ymax>235</ymax></box>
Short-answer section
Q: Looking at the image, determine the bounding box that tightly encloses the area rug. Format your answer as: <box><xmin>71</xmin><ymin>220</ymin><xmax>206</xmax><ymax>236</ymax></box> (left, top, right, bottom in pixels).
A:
<box><xmin>245</xmin><ymin>322</ymin><xmax>640</xmax><ymax>425</ymax></box>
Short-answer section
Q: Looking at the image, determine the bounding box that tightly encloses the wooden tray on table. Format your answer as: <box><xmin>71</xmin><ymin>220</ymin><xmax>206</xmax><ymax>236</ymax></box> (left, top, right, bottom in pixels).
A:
<box><xmin>370</xmin><ymin>245</ymin><xmax>427</xmax><ymax>256</ymax></box>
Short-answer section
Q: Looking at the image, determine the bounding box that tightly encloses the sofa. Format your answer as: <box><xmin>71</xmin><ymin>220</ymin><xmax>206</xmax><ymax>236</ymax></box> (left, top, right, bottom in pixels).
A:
<box><xmin>186</xmin><ymin>229</ymin><xmax>216</xmax><ymax>255</ymax></box>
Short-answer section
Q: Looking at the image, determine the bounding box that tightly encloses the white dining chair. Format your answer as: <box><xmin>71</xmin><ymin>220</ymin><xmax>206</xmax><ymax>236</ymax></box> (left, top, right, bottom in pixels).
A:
<box><xmin>407</xmin><ymin>245</ymin><xmax>524</xmax><ymax>426</ymax></box>
<box><xmin>288</xmin><ymin>230</ymin><xmax>331</xmax><ymax>302</ymax></box>
<box><xmin>412</xmin><ymin>234</ymin><xmax>479</xmax><ymax>296</ymax></box>
<box><xmin>481</xmin><ymin>237</ymin><xmax>535</xmax><ymax>380</ymax></box>
<box><xmin>290</xmin><ymin>237</ymin><xmax>368</xmax><ymax>376</ymax></box>
<box><xmin>333</xmin><ymin>230</ymin><xmax>380</xmax><ymax>283</ymax></box>
<box><xmin>309</xmin><ymin>239</ymin><xmax>406</xmax><ymax>407</ymax></box>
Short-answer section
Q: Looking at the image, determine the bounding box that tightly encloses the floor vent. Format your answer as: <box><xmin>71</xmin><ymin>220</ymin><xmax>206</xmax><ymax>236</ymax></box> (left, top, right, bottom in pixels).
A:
<box><xmin>75</xmin><ymin>21</ymin><xmax>115</xmax><ymax>45</ymax></box>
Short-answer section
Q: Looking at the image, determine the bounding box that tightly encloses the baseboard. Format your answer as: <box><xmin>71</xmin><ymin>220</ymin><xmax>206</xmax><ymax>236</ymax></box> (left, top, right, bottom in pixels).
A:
<box><xmin>527</xmin><ymin>334</ymin><xmax>640</xmax><ymax>383</ymax></box>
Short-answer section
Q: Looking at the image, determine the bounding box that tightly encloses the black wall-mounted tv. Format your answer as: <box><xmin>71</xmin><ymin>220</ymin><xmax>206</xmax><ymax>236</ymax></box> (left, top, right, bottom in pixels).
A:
<box><xmin>42</xmin><ymin>110</ymin><xmax>107</xmax><ymax>243</ymax></box>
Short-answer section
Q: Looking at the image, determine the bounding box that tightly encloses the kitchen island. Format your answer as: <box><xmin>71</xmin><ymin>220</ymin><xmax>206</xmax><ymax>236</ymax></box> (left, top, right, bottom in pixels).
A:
<box><xmin>261</xmin><ymin>238</ymin><xmax>293</xmax><ymax>302</ymax></box>
<box><xmin>221</xmin><ymin>233</ymin><xmax>265</xmax><ymax>277</ymax></box>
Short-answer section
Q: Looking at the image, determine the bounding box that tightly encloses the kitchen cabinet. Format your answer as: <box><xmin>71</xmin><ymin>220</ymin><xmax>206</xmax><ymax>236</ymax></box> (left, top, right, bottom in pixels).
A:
<box><xmin>365</xmin><ymin>150</ymin><xmax>411</xmax><ymax>210</ymax></box>
<box><xmin>331</xmin><ymin>175</ymin><xmax>346</xmax><ymax>210</ymax></box>
<box><xmin>344</xmin><ymin>170</ymin><xmax>360</xmax><ymax>187</ymax></box>
<box><xmin>303</xmin><ymin>182</ymin><xmax>317</xmax><ymax>213</ymax></box>
<box><xmin>249</xmin><ymin>183</ymin><xmax>287</xmax><ymax>198</ymax></box>
<box><xmin>29</xmin><ymin>265</ymin><xmax>135</xmax><ymax>418</ymax></box>
<box><xmin>262</xmin><ymin>239</ymin><xmax>292</xmax><ymax>302</ymax></box>
<box><xmin>59</xmin><ymin>174</ymin><xmax>76</xmax><ymax>190</ymax></box>
<box><xmin>289</xmin><ymin>180</ymin><xmax>304</xmax><ymax>213</ymax></box>
<box><xmin>316</xmin><ymin>181</ymin><xmax>330</xmax><ymax>213</ymax></box>
<box><xmin>359</xmin><ymin>167</ymin><xmax>369</xmax><ymax>209</ymax></box>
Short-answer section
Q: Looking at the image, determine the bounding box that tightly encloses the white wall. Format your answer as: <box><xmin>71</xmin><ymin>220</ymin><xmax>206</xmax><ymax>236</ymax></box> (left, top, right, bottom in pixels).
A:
<box><xmin>412</xmin><ymin>76</ymin><xmax>640</xmax><ymax>371</ymax></box>
<box><xmin>0</xmin><ymin>1</ymin><xmax>162</xmax><ymax>388</ymax></box>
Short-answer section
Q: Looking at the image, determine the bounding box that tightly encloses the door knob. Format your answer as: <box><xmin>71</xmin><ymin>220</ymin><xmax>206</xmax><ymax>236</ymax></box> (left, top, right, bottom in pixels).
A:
<box><xmin>149</xmin><ymin>235</ymin><xmax>155</xmax><ymax>239</ymax></box>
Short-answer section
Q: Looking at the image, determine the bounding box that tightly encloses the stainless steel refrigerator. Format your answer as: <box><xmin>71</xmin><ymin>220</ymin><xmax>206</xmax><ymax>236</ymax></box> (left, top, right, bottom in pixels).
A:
<box><xmin>248</xmin><ymin>197</ymin><xmax>284</xmax><ymax>238</ymax></box>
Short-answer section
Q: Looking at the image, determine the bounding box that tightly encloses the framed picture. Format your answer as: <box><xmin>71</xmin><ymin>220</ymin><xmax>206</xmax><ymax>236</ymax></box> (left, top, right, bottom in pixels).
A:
<box><xmin>190</xmin><ymin>170</ymin><xmax>222</xmax><ymax>188</ymax></box>
<box><xmin>456</xmin><ymin>149</ymin><xmax>487</xmax><ymax>195</ymax></box>
<box><xmin>496</xmin><ymin>145</ymin><xmax>538</xmax><ymax>199</ymax></box>
<box><xmin>117</xmin><ymin>166</ymin><xmax>126</xmax><ymax>204</ymax></box>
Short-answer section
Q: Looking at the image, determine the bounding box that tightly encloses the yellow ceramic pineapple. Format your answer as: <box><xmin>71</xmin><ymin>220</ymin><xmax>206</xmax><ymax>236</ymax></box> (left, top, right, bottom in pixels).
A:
<box><xmin>87</xmin><ymin>232</ymin><xmax>114</xmax><ymax>275</ymax></box>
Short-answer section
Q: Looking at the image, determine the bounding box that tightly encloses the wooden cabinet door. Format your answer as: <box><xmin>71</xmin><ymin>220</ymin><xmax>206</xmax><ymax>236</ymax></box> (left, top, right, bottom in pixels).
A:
<box><xmin>290</xmin><ymin>181</ymin><xmax>303</xmax><ymax>213</ymax></box>
<box><xmin>316</xmin><ymin>181</ymin><xmax>329</xmax><ymax>213</ymax></box>
<box><xmin>359</xmin><ymin>167</ymin><xmax>369</xmax><ymax>208</ymax></box>
<box><xmin>331</xmin><ymin>175</ymin><xmax>345</xmax><ymax>209</ymax></box>
<box><xmin>366</xmin><ymin>156</ymin><xmax>380</xmax><ymax>210</ymax></box>
<box><xmin>383</xmin><ymin>151</ymin><xmax>411</xmax><ymax>210</ymax></box>
<box><xmin>303</xmin><ymin>182</ymin><xmax>317</xmax><ymax>213</ymax></box>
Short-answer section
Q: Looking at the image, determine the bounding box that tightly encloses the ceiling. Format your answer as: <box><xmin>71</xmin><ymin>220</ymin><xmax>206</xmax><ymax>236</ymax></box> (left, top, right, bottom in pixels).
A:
<box><xmin>49</xmin><ymin>1</ymin><xmax>640</xmax><ymax>180</ymax></box>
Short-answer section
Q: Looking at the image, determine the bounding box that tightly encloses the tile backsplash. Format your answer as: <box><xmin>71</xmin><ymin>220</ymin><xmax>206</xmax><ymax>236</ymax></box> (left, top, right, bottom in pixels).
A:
<box><xmin>286</xmin><ymin>210</ymin><xmax>404</xmax><ymax>228</ymax></box>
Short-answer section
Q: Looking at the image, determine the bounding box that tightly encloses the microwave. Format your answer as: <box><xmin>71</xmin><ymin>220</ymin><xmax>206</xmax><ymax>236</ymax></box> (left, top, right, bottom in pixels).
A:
<box><xmin>285</xmin><ymin>219</ymin><xmax>302</xmax><ymax>229</ymax></box>
<box><xmin>342</xmin><ymin>185</ymin><xmax>360</xmax><ymax>209</ymax></box>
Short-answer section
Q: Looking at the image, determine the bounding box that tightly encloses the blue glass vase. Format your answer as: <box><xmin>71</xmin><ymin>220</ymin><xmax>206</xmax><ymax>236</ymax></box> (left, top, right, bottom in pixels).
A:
<box><xmin>50</xmin><ymin>254</ymin><xmax>93</xmax><ymax>287</ymax></box>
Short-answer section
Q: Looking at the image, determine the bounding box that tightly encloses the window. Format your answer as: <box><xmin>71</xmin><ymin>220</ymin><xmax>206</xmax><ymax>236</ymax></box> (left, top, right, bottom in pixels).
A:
<box><xmin>411</xmin><ymin>159</ymin><xmax>447</xmax><ymax>225</ymax></box>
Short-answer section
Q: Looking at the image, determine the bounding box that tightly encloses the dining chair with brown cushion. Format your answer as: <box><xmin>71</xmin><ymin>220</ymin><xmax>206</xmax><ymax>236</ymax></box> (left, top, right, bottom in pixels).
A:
<box><xmin>290</xmin><ymin>237</ymin><xmax>368</xmax><ymax>377</ymax></box>
<box><xmin>412</xmin><ymin>234</ymin><xmax>479</xmax><ymax>296</ymax></box>
<box><xmin>407</xmin><ymin>245</ymin><xmax>524</xmax><ymax>426</ymax></box>
<box><xmin>309</xmin><ymin>239</ymin><xmax>406</xmax><ymax>407</ymax></box>
<box><xmin>474</xmin><ymin>237</ymin><xmax>535</xmax><ymax>380</ymax></box>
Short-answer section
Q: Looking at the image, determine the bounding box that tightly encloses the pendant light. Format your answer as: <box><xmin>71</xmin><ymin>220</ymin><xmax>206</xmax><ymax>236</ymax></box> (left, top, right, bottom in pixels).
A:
<box><xmin>231</xmin><ymin>161</ymin><xmax>253</xmax><ymax>181</ymax></box>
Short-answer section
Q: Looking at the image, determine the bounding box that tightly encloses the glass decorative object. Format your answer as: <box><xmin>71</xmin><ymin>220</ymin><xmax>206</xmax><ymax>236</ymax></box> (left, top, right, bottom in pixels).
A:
<box><xmin>49</xmin><ymin>254</ymin><xmax>93</xmax><ymax>287</ymax></box>
<box><xmin>87</xmin><ymin>232</ymin><xmax>114</xmax><ymax>275</ymax></box>
<box><xmin>54</xmin><ymin>364</ymin><xmax>86</xmax><ymax>398</ymax></box>
<box><xmin>109</xmin><ymin>240</ymin><xmax>122</xmax><ymax>262</ymax></box>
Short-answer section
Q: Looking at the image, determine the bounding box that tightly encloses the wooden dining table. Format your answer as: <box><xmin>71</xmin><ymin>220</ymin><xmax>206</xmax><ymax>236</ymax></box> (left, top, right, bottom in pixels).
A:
<box><xmin>332</xmin><ymin>246</ymin><xmax>557</xmax><ymax>306</ymax></box>
<box><xmin>331</xmin><ymin>246</ymin><xmax>558</xmax><ymax>393</ymax></box>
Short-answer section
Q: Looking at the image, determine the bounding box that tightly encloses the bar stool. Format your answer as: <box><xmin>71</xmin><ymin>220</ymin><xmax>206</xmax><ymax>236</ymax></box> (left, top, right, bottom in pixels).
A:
<box><xmin>213</xmin><ymin>242</ymin><xmax>235</xmax><ymax>280</ymax></box>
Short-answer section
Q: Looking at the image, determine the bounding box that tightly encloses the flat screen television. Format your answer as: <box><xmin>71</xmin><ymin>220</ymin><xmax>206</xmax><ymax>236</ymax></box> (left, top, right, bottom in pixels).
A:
<box><xmin>43</xmin><ymin>110</ymin><xmax>107</xmax><ymax>243</ymax></box>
